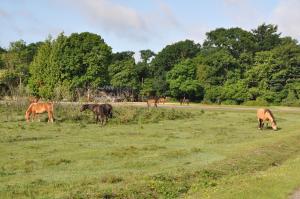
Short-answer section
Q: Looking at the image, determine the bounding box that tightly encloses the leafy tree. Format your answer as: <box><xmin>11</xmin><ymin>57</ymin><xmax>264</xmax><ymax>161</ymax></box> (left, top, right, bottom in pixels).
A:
<box><xmin>252</xmin><ymin>23</ymin><xmax>281</xmax><ymax>51</ymax></box>
<box><xmin>150</xmin><ymin>40</ymin><xmax>200</xmax><ymax>95</ymax></box>
<box><xmin>196</xmin><ymin>48</ymin><xmax>238</xmax><ymax>86</ymax></box>
<box><xmin>140</xmin><ymin>49</ymin><xmax>155</xmax><ymax>63</ymax></box>
<box><xmin>151</xmin><ymin>40</ymin><xmax>200</xmax><ymax>73</ymax></box>
<box><xmin>28</xmin><ymin>39</ymin><xmax>57</xmax><ymax>98</ymax></box>
<box><xmin>246</xmin><ymin>40</ymin><xmax>300</xmax><ymax>103</ymax></box>
<box><xmin>29</xmin><ymin>32</ymin><xmax>112</xmax><ymax>99</ymax></box>
<box><xmin>0</xmin><ymin>40</ymin><xmax>40</xmax><ymax>94</ymax></box>
<box><xmin>136</xmin><ymin>50</ymin><xmax>155</xmax><ymax>92</ymax></box>
<box><xmin>108</xmin><ymin>51</ymin><xmax>138</xmax><ymax>89</ymax></box>
<box><xmin>139</xmin><ymin>78</ymin><xmax>156</xmax><ymax>97</ymax></box>
<box><xmin>203</xmin><ymin>27</ymin><xmax>256</xmax><ymax>57</ymax></box>
<box><xmin>58</xmin><ymin>32</ymin><xmax>112</xmax><ymax>90</ymax></box>
<box><xmin>0</xmin><ymin>47</ymin><xmax>6</xmax><ymax>69</ymax></box>
<box><xmin>167</xmin><ymin>59</ymin><xmax>203</xmax><ymax>100</ymax></box>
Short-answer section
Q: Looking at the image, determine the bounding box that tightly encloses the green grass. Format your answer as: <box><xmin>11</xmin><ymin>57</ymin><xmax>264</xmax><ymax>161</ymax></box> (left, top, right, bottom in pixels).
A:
<box><xmin>0</xmin><ymin>103</ymin><xmax>300</xmax><ymax>198</ymax></box>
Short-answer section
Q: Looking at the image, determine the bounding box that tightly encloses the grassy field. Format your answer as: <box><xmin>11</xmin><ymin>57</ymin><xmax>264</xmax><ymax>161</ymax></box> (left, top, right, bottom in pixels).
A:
<box><xmin>0</xmin><ymin>102</ymin><xmax>300</xmax><ymax>198</ymax></box>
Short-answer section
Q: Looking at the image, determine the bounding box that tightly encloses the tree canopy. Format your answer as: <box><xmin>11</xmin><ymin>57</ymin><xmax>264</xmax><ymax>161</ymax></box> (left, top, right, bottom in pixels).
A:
<box><xmin>1</xmin><ymin>23</ymin><xmax>300</xmax><ymax>105</ymax></box>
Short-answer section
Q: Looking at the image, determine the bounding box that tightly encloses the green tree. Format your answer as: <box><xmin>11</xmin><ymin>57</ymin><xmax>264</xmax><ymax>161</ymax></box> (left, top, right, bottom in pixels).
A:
<box><xmin>203</xmin><ymin>27</ymin><xmax>256</xmax><ymax>57</ymax></box>
<box><xmin>140</xmin><ymin>49</ymin><xmax>155</xmax><ymax>63</ymax></box>
<box><xmin>167</xmin><ymin>59</ymin><xmax>203</xmax><ymax>100</ymax></box>
<box><xmin>0</xmin><ymin>40</ymin><xmax>40</xmax><ymax>94</ymax></box>
<box><xmin>28</xmin><ymin>39</ymin><xmax>58</xmax><ymax>98</ymax></box>
<box><xmin>151</xmin><ymin>40</ymin><xmax>200</xmax><ymax>73</ymax></box>
<box><xmin>108</xmin><ymin>51</ymin><xmax>138</xmax><ymax>89</ymax></box>
<box><xmin>150</xmin><ymin>40</ymin><xmax>200</xmax><ymax>95</ymax></box>
<box><xmin>252</xmin><ymin>23</ymin><xmax>281</xmax><ymax>51</ymax></box>
<box><xmin>246</xmin><ymin>40</ymin><xmax>300</xmax><ymax>103</ymax></box>
<box><xmin>28</xmin><ymin>32</ymin><xmax>112</xmax><ymax>99</ymax></box>
<box><xmin>196</xmin><ymin>48</ymin><xmax>238</xmax><ymax>86</ymax></box>
<box><xmin>58</xmin><ymin>32</ymin><xmax>112</xmax><ymax>90</ymax></box>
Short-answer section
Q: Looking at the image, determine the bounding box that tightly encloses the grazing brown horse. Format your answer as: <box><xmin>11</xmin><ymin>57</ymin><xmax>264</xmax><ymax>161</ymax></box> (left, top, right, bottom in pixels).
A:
<box><xmin>158</xmin><ymin>97</ymin><xmax>167</xmax><ymax>104</ymax></box>
<box><xmin>25</xmin><ymin>102</ymin><xmax>54</xmax><ymax>122</ymax></box>
<box><xmin>257</xmin><ymin>108</ymin><xmax>277</xmax><ymax>130</ymax></box>
<box><xmin>180</xmin><ymin>97</ymin><xmax>189</xmax><ymax>105</ymax></box>
<box><xmin>147</xmin><ymin>98</ymin><xmax>159</xmax><ymax>108</ymax></box>
<box><xmin>80</xmin><ymin>103</ymin><xmax>113</xmax><ymax>125</ymax></box>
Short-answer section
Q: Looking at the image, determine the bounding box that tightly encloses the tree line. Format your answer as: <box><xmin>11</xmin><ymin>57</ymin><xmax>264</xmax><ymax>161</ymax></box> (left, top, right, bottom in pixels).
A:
<box><xmin>1</xmin><ymin>23</ymin><xmax>300</xmax><ymax>105</ymax></box>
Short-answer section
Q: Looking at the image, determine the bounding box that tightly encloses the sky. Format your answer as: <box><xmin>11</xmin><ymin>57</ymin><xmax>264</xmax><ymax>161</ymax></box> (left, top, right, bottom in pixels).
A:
<box><xmin>1</xmin><ymin>0</ymin><xmax>300</xmax><ymax>54</ymax></box>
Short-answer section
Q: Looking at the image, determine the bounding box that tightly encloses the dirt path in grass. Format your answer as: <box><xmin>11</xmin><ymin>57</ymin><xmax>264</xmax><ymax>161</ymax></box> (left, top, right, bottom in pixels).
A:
<box><xmin>290</xmin><ymin>189</ymin><xmax>300</xmax><ymax>199</ymax></box>
<box><xmin>2</xmin><ymin>100</ymin><xmax>300</xmax><ymax>113</ymax></box>
<box><xmin>111</xmin><ymin>102</ymin><xmax>300</xmax><ymax>113</ymax></box>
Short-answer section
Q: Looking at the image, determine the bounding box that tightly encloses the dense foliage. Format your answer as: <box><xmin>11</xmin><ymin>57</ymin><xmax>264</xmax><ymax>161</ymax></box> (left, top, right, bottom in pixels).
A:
<box><xmin>1</xmin><ymin>24</ymin><xmax>300</xmax><ymax>105</ymax></box>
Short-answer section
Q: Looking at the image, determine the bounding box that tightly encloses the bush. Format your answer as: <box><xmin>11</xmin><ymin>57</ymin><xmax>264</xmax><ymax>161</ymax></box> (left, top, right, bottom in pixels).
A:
<box><xmin>0</xmin><ymin>102</ymin><xmax>195</xmax><ymax>124</ymax></box>
<box><xmin>243</xmin><ymin>97</ymin><xmax>268</xmax><ymax>106</ymax></box>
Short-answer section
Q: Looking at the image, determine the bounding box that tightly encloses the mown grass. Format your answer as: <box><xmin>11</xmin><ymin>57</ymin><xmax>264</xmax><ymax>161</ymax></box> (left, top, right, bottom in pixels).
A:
<box><xmin>0</xmin><ymin>102</ymin><xmax>300</xmax><ymax>198</ymax></box>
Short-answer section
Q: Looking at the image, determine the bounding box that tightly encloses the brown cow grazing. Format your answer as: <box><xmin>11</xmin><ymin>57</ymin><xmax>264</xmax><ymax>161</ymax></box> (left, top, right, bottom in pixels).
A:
<box><xmin>25</xmin><ymin>102</ymin><xmax>54</xmax><ymax>122</ymax></box>
<box><xmin>80</xmin><ymin>103</ymin><xmax>112</xmax><ymax>125</ymax></box>
<box><xmin>257</xmin><ymin>108</ymin><xmax>277</xmax><ymax>131</ymax></box>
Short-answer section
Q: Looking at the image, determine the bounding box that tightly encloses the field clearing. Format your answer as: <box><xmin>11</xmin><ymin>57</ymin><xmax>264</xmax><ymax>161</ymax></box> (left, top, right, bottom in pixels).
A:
<box><xmin>0</xmin><ymin>103</ymin><xmax>300</xmax><ymax>198</ymax></box>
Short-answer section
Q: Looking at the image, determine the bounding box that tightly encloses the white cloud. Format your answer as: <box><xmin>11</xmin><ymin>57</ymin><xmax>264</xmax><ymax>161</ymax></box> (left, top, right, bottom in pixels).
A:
<box><xmin>221</xmin><ymin>0</ymin><xmax>263</xmax><ymax>29</ymax></box>
<box><xmin>59</xmin><ymin>0</ymin><xmax>181</xmax><ymax>43</ymax></box>
<box><xmin>270</xmin><ymin>0</ymin><xmax>300</xmax><ymax>40</ymax></box>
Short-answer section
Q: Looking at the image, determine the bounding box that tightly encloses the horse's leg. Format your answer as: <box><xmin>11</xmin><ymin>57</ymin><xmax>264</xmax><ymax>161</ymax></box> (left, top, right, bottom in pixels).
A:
<box><xmin>35</xmin><ymin>113</ymin><xmax>40</xmax><ymax>122</ymax></box>
<box><xmin>48</xmin><ymin>111</ymin><xmax>54</xmax><ymax>122</ymax></box>
<box><xmin>104</xmin><ymin>116</ymin><xmax>107</xmax><ymax>125</ymax></box>
<box><xmin>258</xmin><ymin>119</ymin><xmax>262</xmax><ymax>130</ymax></box>
<box><xmin>100</xmin><ymin>116</ymin><xmax>104</xmax><ymax>126</ymax></box>
<box><xmin>95</xmin><ymin>115</ymin><xmax>99</xmax><ymax>123</ymax></box>
<box><xmin>32</xmin><ymin>112</ymin><xmax>36</xmax><ymax>122</ymax></box>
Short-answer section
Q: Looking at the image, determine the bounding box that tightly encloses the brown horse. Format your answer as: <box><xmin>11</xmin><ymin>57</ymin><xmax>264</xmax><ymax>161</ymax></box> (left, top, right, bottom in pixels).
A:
<box><xmin>257</xmin><ymin>108</ymin><xmax>277</xmax><ymax>130</ymax></box>
<box><xmin>158</xmin><ymin>97</ymin><xmax>167</xmax><ymax>104</ymax></box>
<box><xmin>25</xmin><ymin>102</ymin><xmax>54</xmax><ymax>122</ymax></box>
<box><xmin>80</xmin><ymin>103</ymin><xmax>113</xmax><ymax>125</ymax></box>
<box><xmin>147</xmin><ymin>98</ymin><xmax>159</xmax><ymax>108</ymax></box>
<box><xmin>180</xmin><ymin>97</ymin><xmax>189</xmax><ymax>105</ymax></box>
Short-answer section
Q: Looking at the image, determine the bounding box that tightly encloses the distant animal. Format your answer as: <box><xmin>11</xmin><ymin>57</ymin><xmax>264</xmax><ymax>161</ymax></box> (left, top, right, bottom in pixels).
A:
<box><xmin>157</xmin><ymin>97</ymin><xmax>167</xmax><ymax>104</ymax></box>
<box><xmin>180</xmin><ymin>97</ymin><xmax>189</xmax><ymax>105</ymax></box>
<box><xmin>147</xmin><ymin>98</ymin><xmax>159</xmax><ymax>108</ymax></box>
<box><xmin>257</xmin><ymin>108</ymin><xmax>277</xmax><ymax>131</ymax></box>
<box><xmin>25</xmin><ymin>102</ymin><xmax>54</xmax><ymax>122</ymax></box>
<box><xmin>80</xmin><ymin>103</ymin><xmax>113</xmax><ymax>125</ymax></box>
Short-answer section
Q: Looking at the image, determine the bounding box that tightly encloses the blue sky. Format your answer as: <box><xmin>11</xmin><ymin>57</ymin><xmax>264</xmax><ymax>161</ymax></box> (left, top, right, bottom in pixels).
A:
<box><xmin>1</xmin><ymin>0</ymin><xmax>299</xmax><ymax>53</ymax></box>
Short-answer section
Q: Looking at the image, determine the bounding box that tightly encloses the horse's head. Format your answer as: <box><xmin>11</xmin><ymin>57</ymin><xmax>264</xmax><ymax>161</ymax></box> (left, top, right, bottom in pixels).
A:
<box><xmin>25</xmin><ymin>111</ymin><xmax>30</xmax><ymax>122</ymax></box>
<box><xmin>80</xmin><ymin>104</ymin><xmax>88</xmax><ymax>112</ymax></box>
<box><xmin>264</xmin><ymin>109</ymin><xmax>277</xmax><ymax>131</ymax></box>
<box><xmin>271</xmin><ymin>121</ymin><xmax>277</xmax><ymax>131</ymax></box>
